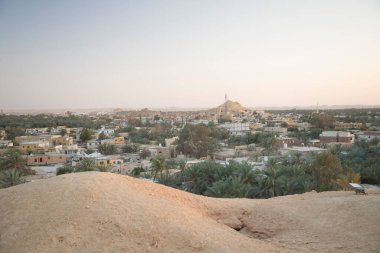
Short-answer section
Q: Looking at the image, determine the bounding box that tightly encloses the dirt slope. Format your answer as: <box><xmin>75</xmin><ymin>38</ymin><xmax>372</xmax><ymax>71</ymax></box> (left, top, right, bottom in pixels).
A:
<box><xmin>0</xmin><ymin>172</ymin><xmax>379</xmax><ymax>253</ymax></box>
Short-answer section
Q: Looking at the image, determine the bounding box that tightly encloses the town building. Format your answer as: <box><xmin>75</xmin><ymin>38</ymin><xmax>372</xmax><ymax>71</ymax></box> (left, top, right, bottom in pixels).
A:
<box><xmin>27</xmin><ymin>153</ymin><xmax>68</xmax><ymax>166</ymax></box>
<box><xmin>319</xmin><ymin>131</ymin><xmax>355</xmax><ymax>145</ymax></box>
<box><xmin>19</xmin><ymin>140</ymin><xmax>50</xmax><ymax>153</ymax></box>
<box><xmin>356</xmin><ymin>131</ymin><xmax>380</xmax><ymax>142</ymax></box>
<box><xmin>219</xmin><ymin>122</ymin><xmax>250</xmax><ymax>136</ymax></box>
<box><xmin>263</xmin><ymin>127</ymin><xmax>287</xmax><ymax>136</ymax></box>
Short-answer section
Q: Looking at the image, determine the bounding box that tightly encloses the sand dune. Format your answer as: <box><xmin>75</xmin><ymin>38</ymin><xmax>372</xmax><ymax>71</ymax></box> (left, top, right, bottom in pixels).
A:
<box><xmin>0</xmin><ymin>172</ymin><xmax>379</xmax><ymax>253</ymax></box>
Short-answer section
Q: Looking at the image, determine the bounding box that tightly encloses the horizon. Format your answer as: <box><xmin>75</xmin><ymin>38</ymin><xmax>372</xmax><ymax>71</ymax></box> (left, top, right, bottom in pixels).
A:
<box><xmin>1</xmin><ymin>0</ymin><xmax>380</xmax><ymax>109</ymax></box>
<box><xmin>1</xmin><ymin>102</ymin><xmax>380</xmax><ymax>114</ymax></box>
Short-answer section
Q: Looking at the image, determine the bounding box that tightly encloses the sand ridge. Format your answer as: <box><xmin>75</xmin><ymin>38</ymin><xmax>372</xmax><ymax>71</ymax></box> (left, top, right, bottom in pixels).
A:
<box><xmin>0</xmin><ymin>172</ymin><xmax>379</xmax><ymax>253</ymax></box>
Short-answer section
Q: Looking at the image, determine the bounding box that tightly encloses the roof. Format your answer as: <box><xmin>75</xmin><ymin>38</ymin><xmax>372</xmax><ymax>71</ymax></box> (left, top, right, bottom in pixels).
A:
<box><xmin>320</xmin><ymin>131</ymin><xmax>353</xmax><ymax>137</ymax></box>
<box><xmin>285</xmin><ymin>146</ymin><xmax>326</xmax><ymax>152</ymax></box>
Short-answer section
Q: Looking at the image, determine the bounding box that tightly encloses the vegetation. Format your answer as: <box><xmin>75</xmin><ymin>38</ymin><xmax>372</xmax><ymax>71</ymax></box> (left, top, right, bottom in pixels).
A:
<box><xmin>0</xmin><ymin>149</ymin><xmax>27</xmax><ymax>172</ymax></box>
<box><xmin>60</xmin><ymin>128</ymin><xmax>67</xmax><ymax>136</ymax></box>
<box><xmin>127</xmin><ymin>122</ymin><xmax>175</xmax><ymax>145</ymax></box>
<box><xmin>0</xmin><ymin>169</ymin><xmax>25</xmax><ymax>188</ymax></box>
<box><xmin>140</xmin><ymin>148</ymin><xmax>151</xmax><ymax>159</ymax></box>
<box><xmin>151</xmin><ymin>155</ymin><xmax>166</xmax><ymax>181</ymax></box>
<box><xmin>310</xmin><ymin>152</ymin><xmax>342</xmax><ymax>191</ymax></box>
<box><xmin>131</xmin><ymin>166</ymin><xmax>145</xmax><ymax>177</ymax></box>
<box><xmin>0</xmin><ymin>114</ymin><xmax>111</xmax><ymax>140</ymax></box>
<box><xmin>145</xmin><ymin>148</ymin><xmax>378</xmax><ymax>199</ymax></box>
<box><xmin>122</xmin><ymin>144</ymin><xmax>139</xmax><ymax>153</ymax></box>
<box><xmin>0</xmin><ymin>114</ymin><xmax>110</xmax><ymax>129</ymax></box>
<box><xmin>97</xmin><ymin>131</ymin><xmax>108</xmax><ymax>140</ymax></box>
<box><xmin>56</xmin><ymin>165</ymin><xmax>75</xmax><ymax>175</ymax></box>
<box><xmin>97</xmin><ymin>164</ymin><xmax>113</xmax><ymax>172</ymax></box>
<box><xmin>75</xmin><ymin>158</ymin><xmax>97</xmax><ymax>172</ymax></box>
<box><xmin>79</xmin><ymin>128</ymin><xmax>93</xmax><ymax>143</ymax></box>
<box><xmin>310</xmin><ymin>113</ymin><xmax>335</xmax><ymax>129</ymax></box>
<box><xmin>176</xmin><ymin>124</ymin><xmax>219</xmax><ymax>158</ymax></box>
<box><xmin>56</xmin><ymin>160</ymin><xmax>113</xmax><ymax>175</ymax></box>
<box><xmin>98</xmin><ymin>143</ymin><xmax>117</xmax><ymax>155</ymax></box>
<box><xmin>340</xmin><ymin>141</ymin><xmax>380</xmax><ymax>184</ymax></box>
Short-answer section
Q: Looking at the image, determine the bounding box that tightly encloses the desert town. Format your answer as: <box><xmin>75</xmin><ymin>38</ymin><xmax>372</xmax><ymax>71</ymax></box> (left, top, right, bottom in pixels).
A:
<box><xmin>1</xmin><ymin>99</ymin><xmax>379</xmax><ymax>181</ymax></box>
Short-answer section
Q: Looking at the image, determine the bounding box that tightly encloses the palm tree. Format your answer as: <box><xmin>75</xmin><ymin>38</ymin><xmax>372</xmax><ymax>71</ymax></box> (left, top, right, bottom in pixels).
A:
<box><xmin>151</xmin><ymin>156</ymin><xmax>166</xmax><ymax>181</ymax></box>
<box><xmin>1</xmin><ymin>149</ymin><xmax>27</xmax><ymax>171</ymax></box>
<box><xmin>182</xmin><ymin>161</ymin><xmax>218</xmax><ymax>194</ymax></box>
<box><xmin>0</xmin><ymin>169</ymin><xmax>25</xmax><ymax>188</ymax></box>
<box><xmin>263</xmin><ymin>163</ymin><xmax>282</xmax><ymax>197</ymax></box>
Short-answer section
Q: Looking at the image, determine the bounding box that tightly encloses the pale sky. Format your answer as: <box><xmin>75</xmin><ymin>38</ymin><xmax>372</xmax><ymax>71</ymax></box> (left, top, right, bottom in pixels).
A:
<box><xmin>0</xmin><ymin>0</ymin><xmax>379</xmax><ymax>110</ymax></box>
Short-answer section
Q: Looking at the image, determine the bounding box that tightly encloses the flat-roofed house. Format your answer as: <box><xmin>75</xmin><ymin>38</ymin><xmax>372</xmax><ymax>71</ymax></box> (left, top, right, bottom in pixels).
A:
<box><xmin>320</xmin><ymin>131</ymin><xmax>355</xmax><ymax>146</ymax></box>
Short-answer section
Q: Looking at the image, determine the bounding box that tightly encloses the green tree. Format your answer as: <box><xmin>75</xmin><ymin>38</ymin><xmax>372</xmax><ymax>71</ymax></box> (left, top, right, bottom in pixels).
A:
<box><xmin>177</xmin><ymin>124</ymin><xmax>219</xmax><ymax>158</ymax></box>
<box><xmin>310</xmin><ymin>113</ymin><xmax>335</xmax><ymax>129</ymax></box>
<box><xmin>260</xmin><ymin>133</ymin><xmax>279</xmax><ymax>156</ymax></box>
<box><xmin>80</xmin><ymin>128</ymin><xmax>93</xmax><ymax>143</ymax></box>
<box><xmin>98</xmin><ymin>143</ymin><xmax>117</xmax><ymax>155</ymax></box>
<box><xmin>1</xmin><ymin>149</ymin><xmax>27</xmax><ymax>172</ymax></box>
<box><xmin>122</xmin><ymin>144</ymin><xmax>139</xmax><ymax>153</ymax></box>
<box><xmin>182</xmin><ymin>161</ymin><xmax>220</xmax><ymax>194</ymax></box>
<box><xmin>60</xmin><ymin>128</ymin><xmax>67</xmax><ymax>137</ymax></box>
<box><xmin>151</xmin><ymin>156</ymin><xmax>166</xmax><ymax>180</ymax></box>
<box><xmin>76</xmin><ymin>158</ymin><xmax>97</xmax><ymax>172</ymax></box>
<box><xmin>205</xmin><ymin>176</ymin><xmax>252</xmax><ymax>198</ymax></box>
<box><xmin>131</xmin><ymin>166</ymin><xmax>145</xmax><ymax>177</ymax></box>
<box><xmin>262</xmin><ymin>161</ymin><xmax>282</xmax><ymax>197</ymax></box>
<box><xmin>311</xmin><ymin>152</ymin><xmax>342</xmax><ymax>191</ymax></box>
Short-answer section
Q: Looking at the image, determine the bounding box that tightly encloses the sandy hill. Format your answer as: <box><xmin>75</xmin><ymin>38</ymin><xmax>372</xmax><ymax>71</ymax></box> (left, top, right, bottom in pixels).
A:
<box><xmin>0</xmin><ymin>172</ymin><xmax>379</xmax><ymax>253</ymax></box>
<box><xmin>208</xmin><ymin>100</ymin><xmax>251</xmax><ymax>115</ymax></box>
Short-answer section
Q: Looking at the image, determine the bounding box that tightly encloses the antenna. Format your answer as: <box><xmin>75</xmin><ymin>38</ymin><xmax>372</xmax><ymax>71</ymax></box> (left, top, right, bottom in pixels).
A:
<box><xmin>317</xmin><ymin>103</ymin><xmax>319</xmax><ymax>114</ymax></box>
<box><xmin>224</xmin><ymin>94</ymin><xmax>228</xmax><ymax>116</ymax></box>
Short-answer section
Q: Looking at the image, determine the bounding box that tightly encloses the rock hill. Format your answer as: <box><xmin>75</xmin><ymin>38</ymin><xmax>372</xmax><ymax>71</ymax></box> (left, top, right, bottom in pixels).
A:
<box><xmin>207</xmin><ymin>100</ymin><xmax>251</xmax><ymax>116</ymax></box>
<box><xmin>0</xmin><ymin>172</ymin><xmax>379</xmax><ymax>253</ymax></box>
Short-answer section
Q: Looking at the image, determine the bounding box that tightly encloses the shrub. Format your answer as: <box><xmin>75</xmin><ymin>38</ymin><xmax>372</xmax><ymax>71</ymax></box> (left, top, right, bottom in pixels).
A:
<box><xmin>0</xmin><ymin>169</ymin><xmax>25</xmax><ymax>188</ymax></box>
<box><xmin>56</xmin><ymin>165</ymin><xmax>75</xmax><ymax>175</ymax></box>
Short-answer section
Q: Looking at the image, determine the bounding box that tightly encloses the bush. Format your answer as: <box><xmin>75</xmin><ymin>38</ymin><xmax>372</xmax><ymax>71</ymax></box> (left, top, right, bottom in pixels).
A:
<box><xmin>98</xmin><ymin>143</ymin><xmax>117</xmax><ymax>155</ymax></box>
<box><xmin>76</xmin><ymin>158</ymin><xmax>97</xmax><ymax>172</ymax></box>
<box><xmin>0</xmin><ymin>169</ymin><xmax>25</xmax><ymax>188</ymax></box>
<box><xmin>122</xmin><ymin>144</ymin><xmax>139</xmax><ymax>153</ymax></box>
<box><xmin>56</xmin><ymin>165</ymin><xmax>75</xmax><ymax>175</ymax></box>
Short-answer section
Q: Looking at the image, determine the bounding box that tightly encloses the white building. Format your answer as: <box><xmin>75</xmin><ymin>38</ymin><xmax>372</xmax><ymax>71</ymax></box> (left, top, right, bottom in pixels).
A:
<box><xmin>219</xmin><ymin>122</ymin><xmax>250</xmax><ymax>136</ymax></box>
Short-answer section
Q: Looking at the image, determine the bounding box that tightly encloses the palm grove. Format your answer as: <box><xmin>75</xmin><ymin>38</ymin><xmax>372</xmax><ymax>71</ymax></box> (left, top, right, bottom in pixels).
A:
<box><xmin>133</xmin><ymin>123</ymin><xmax>380</xmax><ymax>199</ymax></box>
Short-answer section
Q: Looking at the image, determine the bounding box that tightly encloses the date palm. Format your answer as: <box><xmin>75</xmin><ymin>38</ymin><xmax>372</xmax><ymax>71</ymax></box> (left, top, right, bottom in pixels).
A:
<box><xmin>0</xmin><ymin>169</ymin><xmax>25</xmax><ymax>188</ymax></box>
<box><xmin>1</xmin><ymin>149</ymin><xmax>26</xmax><ymax>171</ymax></box>
<box><xmin>151</xmin><ymin>156</ymin><xmax>166</xmax><ymax>181</ymax></box>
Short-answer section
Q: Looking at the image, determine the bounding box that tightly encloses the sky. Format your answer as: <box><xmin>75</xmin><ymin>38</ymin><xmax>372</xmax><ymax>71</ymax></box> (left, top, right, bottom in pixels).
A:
<box><xmin>0</xmin><ymin>0</ymin><xmax>379</xmax><ymax>110</ymax></box>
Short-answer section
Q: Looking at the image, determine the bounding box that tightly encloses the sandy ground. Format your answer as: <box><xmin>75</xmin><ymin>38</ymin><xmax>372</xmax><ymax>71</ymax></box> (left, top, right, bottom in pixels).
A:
<box><xmin>0</xmin><ymin>172</ymin><xmax>379</xmax><ymax>253</ymax></box>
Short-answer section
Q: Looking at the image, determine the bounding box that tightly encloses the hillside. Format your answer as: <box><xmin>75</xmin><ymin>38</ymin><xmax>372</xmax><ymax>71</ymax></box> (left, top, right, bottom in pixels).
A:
<box><xmin>0</xmin><ymin>172</ymin><xmax>379</xmax><ymax>253</ymax></box>
<box><xmin>208</xmin><ymin>100</ymin><xmax>251</xmax><ymax>116</ymax></box>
